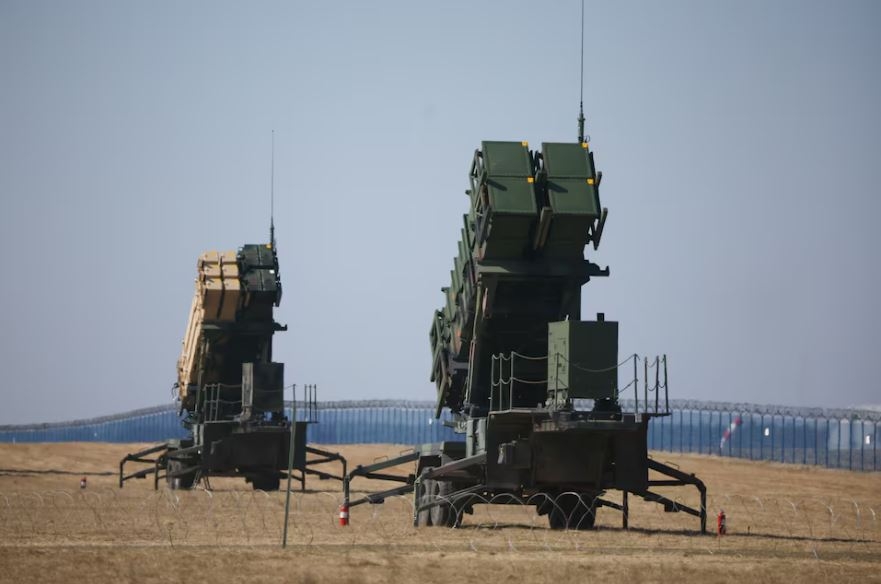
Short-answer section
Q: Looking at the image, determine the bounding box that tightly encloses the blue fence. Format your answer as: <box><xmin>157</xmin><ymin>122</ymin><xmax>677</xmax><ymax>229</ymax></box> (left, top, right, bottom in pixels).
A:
<box><xmin>1</xmin><ymin>400</ymin><xmax>878</xmax><ymax>471</ymax></box>
<box><xmin>301</xmin><ymin>403</ymin><xmax>458</xmax><ymax>445</ymax></box>
<box><xmin>0</xmin><ymin>401</ymin><xmax>459</xmax><ymax>447</ymax></box>
<box><xmin>646</xmin><ymin>406</ymin><xmax>879</xmax><ymax>472</ymax></box>
<box><xmin>0</xmin><ymin>405</ymin><xmax>189</xmax><ymax>444</ymax></box>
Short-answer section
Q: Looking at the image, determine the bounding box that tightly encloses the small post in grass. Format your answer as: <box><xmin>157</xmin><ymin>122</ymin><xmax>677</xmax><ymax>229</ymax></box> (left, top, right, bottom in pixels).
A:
<box><xmin>282</xmin><ymin>384</ymin><xmax>297</xmax><ymax>548</ymax></box>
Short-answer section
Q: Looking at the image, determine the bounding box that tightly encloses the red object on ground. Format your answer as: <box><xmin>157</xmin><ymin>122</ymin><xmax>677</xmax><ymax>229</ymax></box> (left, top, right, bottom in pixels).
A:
<box><xmin>717</xmin><ymin>510</ymin><xmax>726</xmax><ymax>535</ymax></box>
<box><xmin>339</xmin><ymin>504</ymin><xmax>349</xmax><ymax>526</ymax></box>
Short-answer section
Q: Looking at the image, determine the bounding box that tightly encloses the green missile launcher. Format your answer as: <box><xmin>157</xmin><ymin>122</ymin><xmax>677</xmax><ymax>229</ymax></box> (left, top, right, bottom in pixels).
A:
<box><xmin>346</xmin><ymin>137</ymin><xmax>706</xmax><ymax>534</ymax></box>
<box><xmin>430</xmin><ymin>140</ymin><xmax>609</xmax><ymax>418</ymax></box>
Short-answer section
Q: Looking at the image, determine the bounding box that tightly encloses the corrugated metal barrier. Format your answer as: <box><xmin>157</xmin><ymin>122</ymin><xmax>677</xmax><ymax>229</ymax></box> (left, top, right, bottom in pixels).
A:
<box><xmin>0</xmin><ymin>400</ymin><xmax>877</xmax><ymax>471</ymax></box>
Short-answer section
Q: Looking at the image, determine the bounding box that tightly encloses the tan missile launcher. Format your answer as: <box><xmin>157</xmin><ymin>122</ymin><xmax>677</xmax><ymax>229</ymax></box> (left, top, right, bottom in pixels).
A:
<box><xmin>120</xmin><ymin>236</ymin><xmax>346</xmax><ymax>492</ymax></box>
<box><xmin>177</xmin><ymin>250</ymin><xmax>244</xmax><ymax>397</ymax></box>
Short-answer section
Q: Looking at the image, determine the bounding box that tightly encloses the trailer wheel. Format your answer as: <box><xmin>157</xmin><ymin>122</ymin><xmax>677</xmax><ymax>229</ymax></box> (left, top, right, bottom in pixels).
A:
<box><xmin>546</xmin><ymin>493</ymin><xmax>596</xmax><ymax>530</ymax></box>
<box><xmin>250</xmin><ymin>474</ymin><xmax>281</xmax><ymax>491</ymax></box>
<box><xmin>166</xmin><ymin>459</ymin><xmax>196</xmax><ymax>490</ymax></box>
<box><xmin>430</xmin><ymin>479</ymin><xmax>461</xmax><ymax>528</ymax></box>
<box><xmin>415</xmin><ymin>478</ymin><xmax>433</xmax><ymax>527</ymax></box>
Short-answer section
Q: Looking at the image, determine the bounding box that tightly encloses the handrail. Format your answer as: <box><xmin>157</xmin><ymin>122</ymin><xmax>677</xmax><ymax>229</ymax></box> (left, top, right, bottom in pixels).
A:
<box><xmin>490</xmin><ymin>351</ymin><xmax>669</xmax><ymax>415</ymax></box>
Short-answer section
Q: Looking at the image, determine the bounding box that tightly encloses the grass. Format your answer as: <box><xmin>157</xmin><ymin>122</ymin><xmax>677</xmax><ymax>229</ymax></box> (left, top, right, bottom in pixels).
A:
<box><xmin>0</xmin><ymin>443</ymin><xmax>878</xmax><ymax>583</ymax></box>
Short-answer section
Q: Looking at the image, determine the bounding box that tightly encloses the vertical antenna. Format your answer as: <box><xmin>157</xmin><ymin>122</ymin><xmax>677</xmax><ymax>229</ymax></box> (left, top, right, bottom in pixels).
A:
<box><xmin>577</xmin><ymin>0</ymin><xmax>586</xmax><ymax>144</ymax></box>
<box><xmin>270</xmin><ymin>129</ymin><xmax>276</xmax><ymax>250</ymax></box>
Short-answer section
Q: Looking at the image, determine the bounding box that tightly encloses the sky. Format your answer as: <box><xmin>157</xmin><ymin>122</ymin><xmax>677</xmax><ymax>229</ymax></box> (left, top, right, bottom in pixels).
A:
<box><xmin>1</xmin><ymin>0</ymin><xmax>879</xmax><ymax>424</ymax></box>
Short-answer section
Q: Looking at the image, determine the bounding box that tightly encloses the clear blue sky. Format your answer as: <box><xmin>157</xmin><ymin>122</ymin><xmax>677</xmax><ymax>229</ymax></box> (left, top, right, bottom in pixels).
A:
<box><xmin>1</xmin><ymin>0</ymin><xmax>879</xmax><ymax>424</ymax></box>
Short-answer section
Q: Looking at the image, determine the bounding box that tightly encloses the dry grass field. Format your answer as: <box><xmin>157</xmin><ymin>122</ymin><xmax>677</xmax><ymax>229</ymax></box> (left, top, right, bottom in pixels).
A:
<box><xmin>0</xmin><ymin>442</ymin><xmax>879</xmax><ymax>583</ymax></box>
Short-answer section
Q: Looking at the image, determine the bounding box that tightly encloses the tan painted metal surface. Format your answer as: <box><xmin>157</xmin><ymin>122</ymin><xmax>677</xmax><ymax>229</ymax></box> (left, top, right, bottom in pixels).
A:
<box><xmin>176</xmin><ymin>249</ymin><xmax>243</xmax><ymax>400</ymax></box>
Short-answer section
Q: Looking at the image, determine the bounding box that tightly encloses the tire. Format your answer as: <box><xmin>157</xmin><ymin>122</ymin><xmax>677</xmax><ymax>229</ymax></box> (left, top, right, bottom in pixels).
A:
<box><xmin>429</xmin><ymin>479</ymin><xmax>461</xmax><ymax>528</ymax></box>
<box><xmin>250</xmin><ymin>474</ymin><xmax>281</xmax><ymax>491</ymax></box>
<box><xmin>166</xmin><ymin>458</ymin><xmax>197</xmax><ymax>490</ymax></box>
<box><xmin>547</xmin><ymin>493</ymin><xmax>596</xmax><ymax>530</ymax></box>
<box><xmin>415</xmin><ymin>478</ymin><xmax>433</xmax><ymax>527</ymax></box>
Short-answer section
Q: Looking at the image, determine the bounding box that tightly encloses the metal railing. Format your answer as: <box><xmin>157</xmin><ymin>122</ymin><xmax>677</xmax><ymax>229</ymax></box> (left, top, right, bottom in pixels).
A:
<box><xmin>200</xmin><ymin>383</ymin><xmax>243</xmax><ymax>422</ymax></box>
<box><xmin>491</xmin><ymin>352</ymin><xmax>670</xmax><ymax>415</ymax></box>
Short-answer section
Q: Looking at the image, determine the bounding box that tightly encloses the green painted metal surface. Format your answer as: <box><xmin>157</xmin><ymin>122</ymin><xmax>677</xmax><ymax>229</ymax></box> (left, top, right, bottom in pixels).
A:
<box><xmin>429</xmin><ymin>139</ymin><xmax>611</xmax><ymax>419</ymax></box>
<box><xmin>547</xmin><ymin>319</ymin><xmax>619</xmax><ymax>401</ymax></box>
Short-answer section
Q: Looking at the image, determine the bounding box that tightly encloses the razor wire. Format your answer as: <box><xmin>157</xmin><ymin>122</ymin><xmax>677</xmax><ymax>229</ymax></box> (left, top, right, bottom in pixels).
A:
<box><xmin>0</xmin><ymin>488</ymin><xmax>879</xmax><ymax>555</ymax></box>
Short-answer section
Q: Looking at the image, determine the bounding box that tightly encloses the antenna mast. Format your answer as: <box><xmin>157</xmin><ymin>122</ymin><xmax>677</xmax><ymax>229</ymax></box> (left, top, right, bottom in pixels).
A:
<box><xmin>577</xmin><ymin>0</ymin><xmax>586</xmax><ymax>144</ymax></box>
<box><xmin>270</xmin><ymin>130</ymin><xmax>276</xmax><ymax>250</ymax></box>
